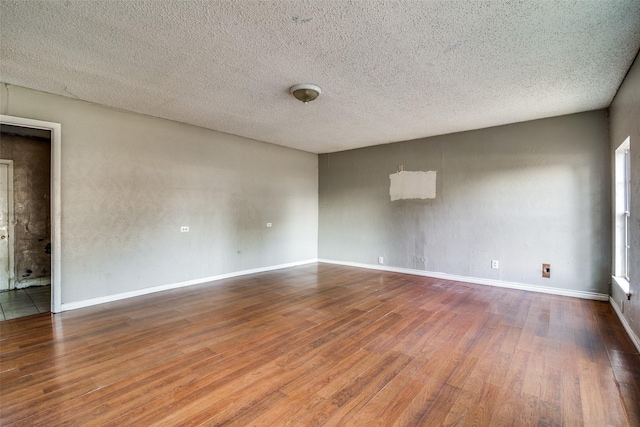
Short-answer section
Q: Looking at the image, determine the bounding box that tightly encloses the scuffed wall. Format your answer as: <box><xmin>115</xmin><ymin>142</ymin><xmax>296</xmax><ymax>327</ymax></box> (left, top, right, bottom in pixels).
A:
<box><xmin>0</xmin><ymin>133</ymin><xmax>51</xmax><ymax>286</ymax></box>
<box><xmin>319</xmin><ymin>110</ymin><xmax>611</xmax><ymax>294</ymax></box>
<box><xmin>0</xmin><ymin>83</ymin><xmax>318</xmax><ymax>305</ymax></box>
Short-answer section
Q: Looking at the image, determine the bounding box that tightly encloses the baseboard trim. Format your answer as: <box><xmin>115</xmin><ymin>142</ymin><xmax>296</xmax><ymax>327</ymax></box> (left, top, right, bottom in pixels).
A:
<box><xmin>609</xmin><ymin>296</ymin><xmax>640</xmax><ymax>354</ymax></box>
<box><xmin>60</xmin><ymin>259</ymin><xmax>319</xmax><ymax>312</ymax></box>
<box><xmin>15</xmin><ymin>277</ymin><xmax>51</xmax><ymax>289</ymax></box>
<box><xmin>318</xmin><ymin>259</ymin><xmax>609</xmax><ymax>301</ymax></box>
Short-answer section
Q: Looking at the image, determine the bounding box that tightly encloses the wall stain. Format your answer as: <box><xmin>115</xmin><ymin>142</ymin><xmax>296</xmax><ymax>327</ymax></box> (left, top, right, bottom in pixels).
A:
<box><xmin>292</xmin><ymin>16</ymin><xmax>313</xmax><ymax>24</ymax></box>
<box><xmin>443</xmin><ymin>43</ymin><xmax>461</xmax><ymax>54</ymax></box>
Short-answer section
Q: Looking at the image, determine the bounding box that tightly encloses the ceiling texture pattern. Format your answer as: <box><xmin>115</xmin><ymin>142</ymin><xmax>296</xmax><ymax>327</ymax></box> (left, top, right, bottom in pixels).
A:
<box><xmin>1</xmin><ymin>0</ymin><xmax>640</xmax><ymax>153</ymax></box>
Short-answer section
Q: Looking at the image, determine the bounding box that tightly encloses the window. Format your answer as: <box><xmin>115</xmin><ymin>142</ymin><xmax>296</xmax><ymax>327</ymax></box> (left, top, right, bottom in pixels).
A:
<box><xmin>614</xmin><ymin>137</ymin><xmax>631</xmax><ymax>294</ymax></box>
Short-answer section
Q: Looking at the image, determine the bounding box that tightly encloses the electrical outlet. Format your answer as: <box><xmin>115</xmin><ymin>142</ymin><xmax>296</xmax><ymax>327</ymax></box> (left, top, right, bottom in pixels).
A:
<box><xmin>181</xmin><ymin>226</ymin><xmax>189</xmax><ymax>232</ymax></box>
<box><xmin>266</xmin><ymin>223</ymin><xmax>272</xmax><ymax>227</ymax></box>
<box><xmin>491</xmin><ymin>260</ymin><xmax>499</xmax><ymax>269</ymax></box>
<box><xmin>542</xmin><ymin>263</ymin><xmax>550</xmax><ymax>278</ymax></box>
<box><xmin>378</xmin><ymin>256</ymin><xmax>384</xmax><ymax>265</ymax></box>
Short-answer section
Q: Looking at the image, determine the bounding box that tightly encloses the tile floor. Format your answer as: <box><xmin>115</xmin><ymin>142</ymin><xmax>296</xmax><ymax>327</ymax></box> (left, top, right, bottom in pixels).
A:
<box><xmin>0</xmin><ymin>285</ymin><xmax>51</xmax><ymax>321</ymax></box>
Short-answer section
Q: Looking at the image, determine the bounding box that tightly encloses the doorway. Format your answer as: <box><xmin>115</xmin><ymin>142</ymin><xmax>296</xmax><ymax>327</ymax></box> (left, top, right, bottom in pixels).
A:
<box><xmin>0</xmin><ymin>115</ymin><xmax>61</xmax><ymax>315</ymax></box>
<box><xmin>0</xmin><ymin>125</ymin><xmax>51</xmax><ymax>320</ymax></box>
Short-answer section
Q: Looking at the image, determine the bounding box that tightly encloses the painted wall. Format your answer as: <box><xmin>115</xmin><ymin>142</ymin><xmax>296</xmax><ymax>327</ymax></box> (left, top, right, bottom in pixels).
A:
<box><xmin>319</xmin><ymin>110</ymin><xmax>611</xmax><ymax>295</ymax></box>
<box><xmin>610</xmin><ymin>53</ymin><xmax>640</xmax><ymax>341</ymax></box>
<box><xmin>0</xmin><ymin>133</ymin><xmax>51</xmax><ymax>287</ymax></box>
<box><xmin>0</xmin><ymin>84</ymin><xmax>318</xmax><ymax>305</ymax></box>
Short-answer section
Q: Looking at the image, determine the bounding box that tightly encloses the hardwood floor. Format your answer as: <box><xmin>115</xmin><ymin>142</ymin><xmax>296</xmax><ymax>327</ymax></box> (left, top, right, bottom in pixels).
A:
<box><xmin>1</xmin><ymin>263</ymin><xmax>639</xmax><ymax>426</ymax></box>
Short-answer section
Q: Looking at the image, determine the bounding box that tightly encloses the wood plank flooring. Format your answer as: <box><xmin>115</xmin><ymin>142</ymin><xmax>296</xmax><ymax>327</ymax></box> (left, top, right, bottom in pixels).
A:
<box><xmin>1</xmin><ymin>263</ymin><xmax>639</xmax><ymax>426</ymax></box>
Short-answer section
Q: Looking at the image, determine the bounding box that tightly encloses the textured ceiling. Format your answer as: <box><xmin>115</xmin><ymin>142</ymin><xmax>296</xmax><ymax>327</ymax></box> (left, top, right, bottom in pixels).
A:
<box><xmin>1</xmin><ymin>1</ymin><xmax>640</xmax><ymax>153</ymax></box>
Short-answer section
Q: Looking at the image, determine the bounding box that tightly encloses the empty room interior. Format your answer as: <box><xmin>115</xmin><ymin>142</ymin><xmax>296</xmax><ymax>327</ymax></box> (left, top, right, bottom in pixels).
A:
<box><xmin>1</xmin><ymin>1</ymin><xmax>639</xmax><ymax>425</ymax></box>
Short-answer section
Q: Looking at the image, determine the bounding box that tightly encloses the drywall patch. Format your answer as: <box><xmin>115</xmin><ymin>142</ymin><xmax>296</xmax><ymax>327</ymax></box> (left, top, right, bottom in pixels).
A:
<box><xmin>389</xmin><ymin>170</ymin><xmax>436</xmax><ymax>201</ymax></box>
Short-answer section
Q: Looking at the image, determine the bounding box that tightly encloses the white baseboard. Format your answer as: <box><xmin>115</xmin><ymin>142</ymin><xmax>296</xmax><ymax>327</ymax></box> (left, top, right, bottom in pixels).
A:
<box><xmin>57</xmin><ymin>258</ymin><xmax>638</xmax><ymax>354</ymax></box>
<box><xmin>609</xmin><ymin>297</ymin><xmax>640</xmax><ymax>354</ymax></box>
<box><xmin>15</xmin><ymin>277</ymin><xmax>51</xmax><ymax>289</ymax></box>
<box><xmin>318</xmin><ymin>259</ymin><xmax>609</xmax><ymax>301</ymax></box>
<box><xmin>60</xmin><ymin>259</ymin><xmax>318</xmax><ymax>312</ymax></box>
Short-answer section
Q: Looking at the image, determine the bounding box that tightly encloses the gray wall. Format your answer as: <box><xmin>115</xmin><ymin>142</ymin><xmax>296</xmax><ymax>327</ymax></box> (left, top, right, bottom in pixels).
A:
<box><xmin>0</xmin><ymin>81</ymin><xmax>622</xmax><ymax>314</ymax></box>
<box><xmin>0</xmin><ymin>133</ymin><xmax>51</xmax><ymax>286</ymax></box>
<box><xmin>319</xmin><ymin>110</ymin><xmax>611</xmax><ymax>294</ymax></box>
<box><xmin>0</xmin><ymin>84</ymin><xmax>318</xmax><ymax>304</ymax></box>
<box><xmin>610</xmin><ymin>53</ymin><xmax>640</xmax><ymax>339</ymax></box>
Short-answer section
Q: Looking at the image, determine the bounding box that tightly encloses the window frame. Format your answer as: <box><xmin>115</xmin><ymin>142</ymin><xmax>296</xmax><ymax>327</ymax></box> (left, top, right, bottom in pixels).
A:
<box><xmin>613</xmin><ymin>136</ymin><xmax>631</xmax><ymax>296</ymax></box>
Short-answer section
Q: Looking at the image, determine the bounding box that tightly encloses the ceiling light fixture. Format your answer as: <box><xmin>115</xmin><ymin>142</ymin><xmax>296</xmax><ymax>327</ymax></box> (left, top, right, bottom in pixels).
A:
<box><xmin>290</xmin><ymin>83</ymin><xmax>322</xmax><ymax>104</ymax></box>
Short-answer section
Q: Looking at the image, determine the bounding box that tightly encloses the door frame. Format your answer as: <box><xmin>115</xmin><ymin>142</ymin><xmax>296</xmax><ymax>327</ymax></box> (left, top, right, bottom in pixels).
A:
<box><xmin>0</xmin><ymin>115</ymin><xmax>61</xmax><ymax>313</ymax></box>
<box><xmin>0</xmin><ymin>160</ymin><xmax>15</xmax><ymax>290</ymax></box>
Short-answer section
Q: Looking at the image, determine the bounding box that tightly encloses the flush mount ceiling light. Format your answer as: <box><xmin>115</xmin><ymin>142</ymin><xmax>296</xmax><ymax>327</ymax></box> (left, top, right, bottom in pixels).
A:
<box><xmin>290</xmin><ymin>83</ymin><xmax>322</xmax><ymax>104</ymax></box>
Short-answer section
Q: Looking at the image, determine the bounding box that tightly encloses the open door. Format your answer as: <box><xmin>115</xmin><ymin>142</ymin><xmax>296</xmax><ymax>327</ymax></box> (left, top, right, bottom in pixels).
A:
<box><xmin>0</xmin><ymin>161</ymin><xmax>12</xmax><ymax>291</ymax></box>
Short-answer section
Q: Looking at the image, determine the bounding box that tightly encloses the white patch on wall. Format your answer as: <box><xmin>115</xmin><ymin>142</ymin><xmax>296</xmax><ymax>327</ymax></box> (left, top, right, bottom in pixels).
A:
<box><xmin>389</xmin><ymin>171</ymin><xmax>437</xmax><ymax>201</ymax></box>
